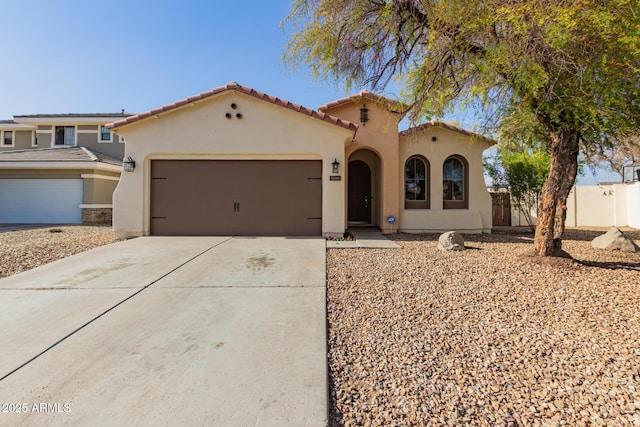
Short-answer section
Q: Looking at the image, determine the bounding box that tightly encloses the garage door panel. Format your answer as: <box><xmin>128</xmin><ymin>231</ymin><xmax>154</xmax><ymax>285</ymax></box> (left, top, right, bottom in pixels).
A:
<box><xmin>151</xmin><ymin>161</ymin><xmax>239</xmax><ymax>236</ymax></box>
<box><xmin>0</xmin><ymin>179</ymin><xmax>82</xmax><ymax>224</ymax></box>
<box><xmin>150</xmin><ymin>160</ymin><xmax>322</xmax><ymax>236</ymax></box>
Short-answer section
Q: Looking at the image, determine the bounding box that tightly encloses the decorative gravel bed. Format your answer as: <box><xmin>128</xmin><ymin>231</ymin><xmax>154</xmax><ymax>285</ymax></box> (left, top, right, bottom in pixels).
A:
<box><xmin>0</xmin><ymin>225</ymin><xmax>114</xmax><ymax>278</ymax></box>
<box><xmin>2</xmin><ymin>225</ymin><xmax>638</xmax><ymax>424</ymax></box>
<box><xmin>327</xmin><ymin>228</ymin><xmax>640</xmax><ymax>426</ymax></box>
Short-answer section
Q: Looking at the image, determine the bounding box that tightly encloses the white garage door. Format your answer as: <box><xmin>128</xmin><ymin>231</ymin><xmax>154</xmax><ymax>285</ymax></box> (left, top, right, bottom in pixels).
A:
<box><xmin>0</xmin><ymin>179</ymin><xmax>83</xmax><ymax>224</ymax></box>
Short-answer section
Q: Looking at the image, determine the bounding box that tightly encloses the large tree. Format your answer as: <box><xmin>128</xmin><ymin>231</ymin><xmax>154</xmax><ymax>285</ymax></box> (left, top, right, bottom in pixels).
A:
<box><xmin>284</xmin><ymin>0</ymin><xmax>640</xmax><ymax>256</ymax></box>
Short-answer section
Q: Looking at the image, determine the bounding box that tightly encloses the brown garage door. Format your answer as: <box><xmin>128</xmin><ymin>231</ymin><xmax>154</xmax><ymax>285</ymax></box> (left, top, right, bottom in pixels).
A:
<box><xmin>150</xmin><ymin>160</ymin><xmax>322</xmax><ymax>236</ymax></box>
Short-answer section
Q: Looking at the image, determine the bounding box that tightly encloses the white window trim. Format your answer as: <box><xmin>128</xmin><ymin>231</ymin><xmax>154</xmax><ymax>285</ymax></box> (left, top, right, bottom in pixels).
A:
<box><xmin>1</xmin><ymin>130</ymin><xmax>15</xmax><ymax>147</ymax></box>
<box><xmin>98</xmin><ymin>125</ymin><xmax>113</xmax><ymax>143</ymax></box>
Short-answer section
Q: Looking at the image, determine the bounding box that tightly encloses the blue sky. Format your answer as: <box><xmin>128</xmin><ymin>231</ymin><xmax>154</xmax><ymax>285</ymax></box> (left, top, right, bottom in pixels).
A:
<box><xmin>0</xmin><ymin>0</ymin><xmax>618</xmax><ymax>184</ymax></box>
<box><xmin>0</xmin><ymin>1</ymin><xmax>353</xmax><ymax>119</ymax></box>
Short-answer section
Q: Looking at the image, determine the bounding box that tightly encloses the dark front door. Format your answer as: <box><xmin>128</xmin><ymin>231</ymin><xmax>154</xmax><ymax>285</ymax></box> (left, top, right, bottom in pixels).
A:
<box><xmin>348</xmin><ymin>160</ymin><xmax>371</xmax><ymax>224</ymax></box>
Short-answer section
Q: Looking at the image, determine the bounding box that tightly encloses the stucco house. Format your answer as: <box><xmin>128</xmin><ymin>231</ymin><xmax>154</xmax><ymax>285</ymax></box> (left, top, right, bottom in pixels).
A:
<box><xmin>0</xmin><ymin>114</ymin><xmax>129</xmax><ymax>224</ymax></box>
<box><xmin>106</xmin><ymin>82</ymin><xmax>494</xmax><ymax>239</ymax></box>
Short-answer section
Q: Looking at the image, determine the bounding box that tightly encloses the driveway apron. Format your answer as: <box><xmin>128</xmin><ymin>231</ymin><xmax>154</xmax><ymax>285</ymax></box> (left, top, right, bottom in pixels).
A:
<box><xmin>0</xmin><ymin>237</ymin><xmax>327</xmax><ymax>427</ymax></box>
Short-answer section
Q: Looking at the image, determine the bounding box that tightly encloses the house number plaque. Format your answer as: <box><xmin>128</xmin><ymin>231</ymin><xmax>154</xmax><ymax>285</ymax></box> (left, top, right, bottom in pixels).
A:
<box><xmin>330</xmin><ymin>175</ymin><xmax>341</xmax><ymax>181</ymax></box>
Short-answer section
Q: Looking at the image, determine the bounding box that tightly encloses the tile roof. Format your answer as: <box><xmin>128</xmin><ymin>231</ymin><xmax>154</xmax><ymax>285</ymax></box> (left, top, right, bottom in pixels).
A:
<box><xmin>0</xmin><ymin>146</ymin><xmax>122</xmax><ymax>165</ymax></box>
<box><xmin>106</xmin><ymin>82</ymin><xmax>358</xmax><ymax>132</ymax></box>
<box><xmin>318</xmin><ymin>91</ymin><xmax>409</xmax><ymax>114</ymax></box>
<box><xmin>0</xmin><ymin>120</ymin><xmax>16</xmax><ymax>124</ymax></box>
<box><xmin>13</xmin><ymin>113</ymin><xmax>131</xmax><ymax>119</ymax></box>
<box><xmin>400</xmin><ymin>120</ymin><xmax>496</xmax><ymax>145</ymax></box>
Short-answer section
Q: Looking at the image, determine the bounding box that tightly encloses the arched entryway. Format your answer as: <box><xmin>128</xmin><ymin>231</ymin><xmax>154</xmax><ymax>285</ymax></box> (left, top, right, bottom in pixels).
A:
<box><xmin>347</xmin><ymin>149</ymin><xmax>381</xmax><ymax>226</ymax></box>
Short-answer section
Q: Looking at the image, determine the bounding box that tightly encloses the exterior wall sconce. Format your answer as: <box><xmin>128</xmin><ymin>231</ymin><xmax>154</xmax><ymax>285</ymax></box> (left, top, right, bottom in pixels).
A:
<box><xmin>360</xmin><ymin>104</ymin><xmax>369</xmax><ymax>125</ymax></box>
<box><xmin>123</xmin><ymin>156</ymin><xmax>136</xmax><ymax>172</ymax></box>
<box><xmin>332</xmin><ymin>158</ymin><xmax>340</xmax><ymax>174</ymax></box>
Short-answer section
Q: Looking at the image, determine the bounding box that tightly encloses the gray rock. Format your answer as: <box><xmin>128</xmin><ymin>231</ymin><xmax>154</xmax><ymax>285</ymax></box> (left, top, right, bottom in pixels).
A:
<box><xmin>591</xmin><ymin>227</ymin><xmax>639</xmax><ymax>252</ymax></box>
<box><xmin>438</xmin><ymin>231</ymin><xmax>465</xmax><ymax>251</ymax></box>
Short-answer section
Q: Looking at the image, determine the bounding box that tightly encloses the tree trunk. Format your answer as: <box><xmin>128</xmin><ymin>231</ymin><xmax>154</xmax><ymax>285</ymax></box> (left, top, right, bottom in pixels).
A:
<box><xmin>533</xmin><ymin>130</ymin><xmax>578</xmax><ymax>256</ymax></box>
<box><xmin>552</xmin><ymin>149</ymin><xmax>579</xmax><ymax>246</ymax></box>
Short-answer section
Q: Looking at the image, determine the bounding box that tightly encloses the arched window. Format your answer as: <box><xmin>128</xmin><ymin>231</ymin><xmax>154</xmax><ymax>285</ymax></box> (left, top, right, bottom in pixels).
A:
<box><xmin>443</xmin><ymin>156</ymin><xmax>468</xmax><ymax>209</ymax></box>
<box><xmin>405</xmin><ymin>156</ymin><xmax>429</xmax><ymax>209</ymax></box>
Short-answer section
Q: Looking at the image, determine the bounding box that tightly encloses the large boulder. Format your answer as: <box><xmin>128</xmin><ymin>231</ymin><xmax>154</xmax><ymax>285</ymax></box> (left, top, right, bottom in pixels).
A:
<box><xmin>591</xmin><ymin>227</ymin><xmax>639</xmax><ymax>252</ymax></box>
<box><xmin>438</xmin><ymin>231</ymin><xmax>465</xmax><ymax>251</ymax></box>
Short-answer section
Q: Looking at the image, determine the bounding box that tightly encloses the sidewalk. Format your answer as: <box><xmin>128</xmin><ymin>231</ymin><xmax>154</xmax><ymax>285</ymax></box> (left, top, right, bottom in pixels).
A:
<box><xmin>326</xmin><ymin>229</ymin><xmax>401</xmax><ymax>249</ymax></box>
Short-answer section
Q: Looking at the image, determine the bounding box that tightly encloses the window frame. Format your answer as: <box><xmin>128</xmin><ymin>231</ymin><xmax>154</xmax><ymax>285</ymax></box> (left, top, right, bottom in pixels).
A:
<box><xmin>2</xmin><ymin>130</ymin><xmax>14</xmax><ymax>147</ymax></box>
<box><xmin>443</xmin><ymin>155</ymin><xmax>469</xmax><ymax>209</ymax></box>
<box><xmin>54</xmin><ymin>126</ymin><xmax>76</xmax><ymax>146</ymax></box>
<box><xmin>99</xmin><ymin>125</ymin><xmax>113</xmax><ymax>143</ymax></box>
<box><xmin>404</xmin><ymin>155</ymin><xmax>430</xmax><ymax>209</ymax></box>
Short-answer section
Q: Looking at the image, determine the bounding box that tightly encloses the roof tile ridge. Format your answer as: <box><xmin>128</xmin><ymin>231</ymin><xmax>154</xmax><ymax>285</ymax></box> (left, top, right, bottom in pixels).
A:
<box><xmin>80</xmin><ymin>146</ymin><xmax>99</xmax><ymax>161</ymax></box>
<box><xmin>106</xmin><ymin>82</ymin><xmax>358</xmax><ymax>132</ymax></box>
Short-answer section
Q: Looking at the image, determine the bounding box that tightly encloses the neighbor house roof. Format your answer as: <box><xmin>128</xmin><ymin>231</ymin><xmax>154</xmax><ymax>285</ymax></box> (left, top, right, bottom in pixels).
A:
<box><xmin>14</xmin><ymin>113</ymin><xmax>131</xmax><ymax>119</ymax></box>
<box><xmin>318</xmin><ymin>91</ymin><xmax>409</xmax><ymax>115</ymax></box>
<box><xmin>12</xmin><ymin>113</ymin><xmax>133</xmax><ymax>126</ymax></box>
<box><xmin>0</xmin><ymin>146</ymin><xmax>122</xmax><ymax>166</ymax></box>
<box><xmin>0</xmin><ymin>120</ymin><xmax>38</xmax><ymax>130</ymax></box>
<box><xmin>400</xmin><ymin>120</ymin><xmax>496</xmax><ymax>145</ymax></box>
<box><xmin>106</xmin><ymin>82</ymin><xmax>359</xmax><ymax>132</ymax></box>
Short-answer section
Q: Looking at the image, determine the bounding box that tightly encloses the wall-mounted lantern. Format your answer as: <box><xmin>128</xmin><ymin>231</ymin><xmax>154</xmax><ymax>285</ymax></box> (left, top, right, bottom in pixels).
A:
<box><xmin>360</xmin><ymin>104</ymin><xmax>369</xmax><ymax>125</ymax></box>
<box><xmin>123</xmin><ymin>156</ymin><xmax>136</xmax><ymax>172</ymax></box>
<box><xmin>332</xmin><ymin>158</ymin><xmax>340</xmax><ymax>174</ymax></box>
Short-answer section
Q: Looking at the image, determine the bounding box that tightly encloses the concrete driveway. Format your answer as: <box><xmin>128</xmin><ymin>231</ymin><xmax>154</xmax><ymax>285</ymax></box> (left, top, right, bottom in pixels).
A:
<box><xmin>0</xmin><ymin>237</ymin><xmax>327</xmax><ymax>426</ymax></box>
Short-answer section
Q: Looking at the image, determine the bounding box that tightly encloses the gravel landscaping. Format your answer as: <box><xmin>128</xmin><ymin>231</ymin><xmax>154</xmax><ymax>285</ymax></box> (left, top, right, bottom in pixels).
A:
<box><xmin>327</xmin><ymin>228</ymin><xmax>640</xmax><ymax>426</ymax></box>
<box><xmin>0</xmin><ymin>225</ymin><xmax>114</xmax><ymax>278</ymax></box>
<box><xmin>2</xmin><ymin>225</ymin><xmax>639</xmax><ymax>425</ymax></box>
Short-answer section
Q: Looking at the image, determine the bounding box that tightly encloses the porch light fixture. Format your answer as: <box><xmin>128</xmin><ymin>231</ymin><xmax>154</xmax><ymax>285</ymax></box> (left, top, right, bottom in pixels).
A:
<box><xmin>123</xmin><ymin>156</ymin><xmax>136</xmax><ymax>172</ymax></box>
<box><xmin>332</xmin><ymin>158</ymin><xmax>340</xmax><ymax>174</ymax></box>
<box><xmin>360</xmin><ymin>104</ymin><xmax>369</xmax><ymax>125</ymax></box>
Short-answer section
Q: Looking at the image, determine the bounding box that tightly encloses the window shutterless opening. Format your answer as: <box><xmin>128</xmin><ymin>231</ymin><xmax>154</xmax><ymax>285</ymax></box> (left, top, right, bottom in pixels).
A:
<box><xmin>54</xmin><ymin>126</ymin><xmax>75</xmax><ymax>146</ymax></box>
<box><xmin>404</xmin><ymin>155</ymin><xmax>430</xmax><ymax>209</ymax></box>
<box><xmin>443</xmin><ymin>155</ymin><xmax>469</xmax><ymax>209</ymax></box>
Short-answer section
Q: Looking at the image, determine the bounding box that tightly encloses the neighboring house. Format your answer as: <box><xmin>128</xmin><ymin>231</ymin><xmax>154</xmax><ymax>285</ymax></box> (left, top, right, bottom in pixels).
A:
<box><xmin>0</xmin><ymin>114</ymin><xmax>129</xmax><ymax>224</ymax></box>
<box><xmin>106</xmin><ymin>82</ymin><xmax>494</xmax><ymax>239</ymax></box>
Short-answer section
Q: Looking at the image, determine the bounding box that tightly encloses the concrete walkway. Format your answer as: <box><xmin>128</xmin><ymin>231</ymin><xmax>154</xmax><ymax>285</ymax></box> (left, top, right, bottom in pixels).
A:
<box><xmin>0</xmin><ymin>237</ymin><xmax>327</xmax><ymax>427</ymax></box>
<box><xmin>326</xmin><ymin>228</ymin><xmax>401</xmax><ymax>249</ymax></box>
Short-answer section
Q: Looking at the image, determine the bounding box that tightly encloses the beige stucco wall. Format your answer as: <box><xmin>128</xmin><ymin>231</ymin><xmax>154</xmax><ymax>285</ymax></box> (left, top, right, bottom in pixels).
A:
<box><xmin>399</xmin><ymin>127</ymin><xmax>493</xmax><ymax>233</ymax></box>
<box><xmin>565</xmin><ymin>183</ymin><xmax>640</xmax><ymax>229</ymax></box>
<box><xmin>510</xmin><ymin>204</ymin><xmax>538</xmax><ymax>227</ymax></box>
<box><xmin>111</xmin><ymin>91</ymin><xmax>354</xmax><ymax>239</ymax></box>
<box><xmin>566</xmin><ymin>186</ymin><xmax>615</xmax><ymax>226</ymax></box>
<box><xmin>322</xmin><ymin>101</ymin><xmax>403</xmax><ymax>233</ymax></box>
<box><xmin>36</xmin><ymin>132</ymin><xmax>52</xmax><ymax>147</ymax></box>
<box><xmin>15</xmin><ymin>131</ymin><xmax>33</xmax><ymax>149</ymax></box>
<box><xmin>78</xmin><ymin>131</ymin><xmax>125</xmax><ymax>160</ymax></box>
<box><xmin>0</xmin><ymin>130</ymin><xmax>33</xmax><ymax>151</ymax></box>
<box><xmin>627</xmin><ymin>182</ymin><xmax>640</xmax><ymax>229</ymax></box>
<box><xmin>82</xmin><ymin>175</ymin><xmax>119</xmax><ymax>205</ymax></box>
